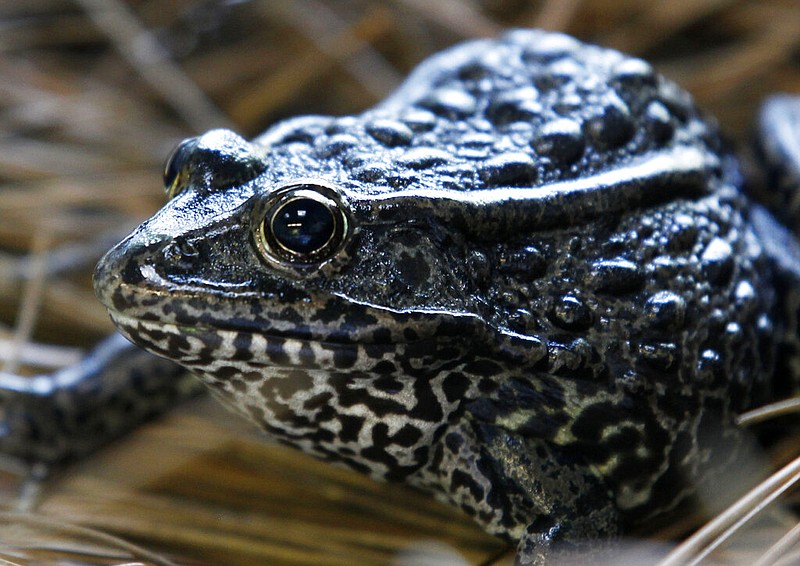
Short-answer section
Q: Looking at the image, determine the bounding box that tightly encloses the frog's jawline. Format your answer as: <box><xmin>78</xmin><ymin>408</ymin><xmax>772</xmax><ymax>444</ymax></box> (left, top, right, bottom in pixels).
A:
<box><xmin>108</xmin><ymin>311</ymin><xmax>404</xmax><ymax>371</ymax></box>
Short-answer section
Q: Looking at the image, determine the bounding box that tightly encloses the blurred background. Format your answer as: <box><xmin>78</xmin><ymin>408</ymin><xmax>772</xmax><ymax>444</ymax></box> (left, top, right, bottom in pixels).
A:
<box><xmin>0</xmin><ymin>1</ymin><xmax>799</xmax><ymax>565</ymax></box>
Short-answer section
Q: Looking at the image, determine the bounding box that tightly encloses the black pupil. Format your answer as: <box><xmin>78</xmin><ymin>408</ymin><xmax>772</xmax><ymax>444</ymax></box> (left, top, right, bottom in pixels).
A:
<box><xmin>271</xmin><ymin>197</ymin><xmax>335</xmax><ymax>255</ymax></box>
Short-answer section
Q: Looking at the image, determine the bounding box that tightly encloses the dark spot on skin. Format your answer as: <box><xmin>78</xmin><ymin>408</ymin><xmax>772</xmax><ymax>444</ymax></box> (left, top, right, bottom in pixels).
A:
<box><xmin>451</xmin><ymin>469</ymin><xmax>485</xmax><ymax>502</ymax></box>
<box><xmin>401</xmin><ymin>109</ymin><xmax>438</xmax><ymax>132</ymax></box>
<box><xmin>445</xmin><ymin>432</ymin><xmax>463</xmax><ymax>453</ymax></box>
<box><xmin>457</xmin><ymin>61</ymin><xmax>489</xmax><ymax>82</ymax></box>
<box><xmin>372</xmin><ymin>360</ymin><xmax>397</xmax><ymax>375</ymax></box>
<box><xmin>121</xmin><ymin>259</ymin><xmax>145</xmax><ymax>286</ymax></box>
<box><xmin>696</xmin><ymin>349</ymin><xmax>724</xmax><ymax>387</ymax></box>
<box><xmin>233</xmin><ymin>332</ymin><xmax>253</xmax><ymax>360</ymax></box>
<box><xmin>213</xmin><ymin>366</ymin><xmax>239</xmax><ymax>380</ymax></box>
<box><xmin>316</xmin><ymin>133</ymin><xmax>359</xmax><ymax>158</ymax></box>
<box><xmin>485</xmin><ymin>87</ymin><xmax>541</xmax><ymax>126</ymax></box>
<box><xmin>666</xmin><ymin>217</ymin><xmax>699</xmax><ymax>252</ymax></box>
<box><xmin>477</xmin><ymin>378</ymin><xmax>498</xmax><ymax>394</ymax></box>
<box><xmin>442</xmin><ymin>372</ymin><xmax>470</xmax><ymax>403</ymax></box>
<box><xmin>331</xmin><ymin>345</ymin><xmax>359</xmax><ymax>369</ymax></box>
<box><xmin>612</xmin><ymin>58</ymin><xmax>656</xmax><ymax>88</ymax></box>
<box><xmin>532</xmin><ymin>119</ymin><xmax>585</xmax><ymax>165</ymax></box>
<box><xmin>644</xmin><ymin>101</ymin><xmax>675</xmax><ymax>145</ymax></box>
<box><xmin>237</xmin><ymin>371</ymin><xmax>263</xmax><ymax>383</ymax></box>
<box><xmin>373</xmin><ymin>375</ymin><xmax>403</xmax><ymax>394</ymax></box>
<box><xmin>303</xmin><ymin>392</ymin><xmax>333</xmax><ymax>411</ymax></box>
<box><xmin>386</xmin><ymin>173</ymin><xmax>418</xmax><ymax>189</ymax></box>
<box><xmin>462</xmin><ymin>133</ymin><xmax>495</xmax><ymax>148</ymax></box>
<box><xmin>397</xmin><ymin>250</ymin><xmax>431</xmax><ymax>287</ymax></box>
<box><xmin>409</xmin><ymin>377</ymin><xmax>444</xmax><ymax>422</ymax></box>
<box><xmin>338</xmin><ymin>414</ymin><xmax>366</xmax><ymax>442</ymax></box>
<box><xmin>637</xmin><ymin>341</ymin><xmax>680</xmax><ymax>371</ymax></box>
<box><xmin>403</xmin><ymin>328</ymin><xmax>419</xmax><ymax>341</ymax></box>
<box><xmin>584</xmin><ymin>104</ymin><xmax>635</xmax><ymax>149</ymax></box>
<box><xmin>463</xmin><ymin>359</ymin><xmax>503</xmax><ymax>377</ymax></box>
<box><xmin>333</xmin><ymin>375</ymin><xmax>406</xmax><ymax>417</ymax></box>
<box><xmin>355</xmin><ymin>164</ymin><xmax>385</xmax><ymax>183</ymax></box>
<box><xmin>265</xmin><ymin>369</ymin><xmax>314</xmax><ymax>401</ymax></box>
<box><xmin>372</xmin><ymin>328</ymin><xmax>392</xmax><ymax>344</ymax></box>
<box><xmin>278</xmin><ymin>128</ymin><xmax>317</xmax><ymax>144</ymax></box>
<box><xmin>393</xmin><ymin>424</ymin><xmax>424</xmax><ymax>447</ymax></box>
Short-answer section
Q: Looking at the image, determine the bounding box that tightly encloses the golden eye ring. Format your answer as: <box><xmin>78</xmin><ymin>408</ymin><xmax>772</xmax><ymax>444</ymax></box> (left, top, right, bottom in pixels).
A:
<box><xmin>256</xmin><ymin>182</ymin><xmax>350</xmax><ymax>267</ymax></box>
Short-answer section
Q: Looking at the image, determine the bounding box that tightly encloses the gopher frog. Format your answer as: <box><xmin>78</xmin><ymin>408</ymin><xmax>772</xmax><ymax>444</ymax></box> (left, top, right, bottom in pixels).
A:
<box><xmin>93</xmin><ymin>30</ymin><xmax>800</xmax><ymax>563</ymax></box>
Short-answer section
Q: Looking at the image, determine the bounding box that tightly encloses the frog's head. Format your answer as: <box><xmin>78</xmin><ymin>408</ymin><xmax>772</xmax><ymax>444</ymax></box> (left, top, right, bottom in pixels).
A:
<box><xmin>95</xmin><ymin>29</ymin><xmax>725</xmax><ymax>480</ymax></box>
<box><xmin>94</xmin><ymin>127</ymin><xmax>522</xmax><ymax>479</ymax></box>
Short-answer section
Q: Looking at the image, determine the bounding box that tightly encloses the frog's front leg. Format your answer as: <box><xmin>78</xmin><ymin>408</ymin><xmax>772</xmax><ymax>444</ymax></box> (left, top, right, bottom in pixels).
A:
<box><xmin>0</xmin><ymin>333</ymin><xmax>200</xmax><ymax>464</ymax></box>
<box><xmin>488</xmin><ymin>427</ymin><xmax>621</xmax><ymax>565</ymax></box>
<box><xmin>416</xmin><ymin>414</ymin><xmax>620</xmax><ymax>565</ymax></box>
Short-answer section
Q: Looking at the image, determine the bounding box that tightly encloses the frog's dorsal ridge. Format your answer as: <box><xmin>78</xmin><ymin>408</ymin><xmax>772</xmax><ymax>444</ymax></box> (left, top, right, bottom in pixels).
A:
<box><xmin>351</xmin><ymin>144</ymin><xmax>717</xmax><ymax>235</ymax></box>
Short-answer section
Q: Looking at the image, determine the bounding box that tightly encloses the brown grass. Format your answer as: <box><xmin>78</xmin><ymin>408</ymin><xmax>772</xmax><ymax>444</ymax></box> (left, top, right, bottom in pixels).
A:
<box><xmin>1</xmin><ymin>1</ymin><xmax>799</xmax><ymax>564</ymax></box>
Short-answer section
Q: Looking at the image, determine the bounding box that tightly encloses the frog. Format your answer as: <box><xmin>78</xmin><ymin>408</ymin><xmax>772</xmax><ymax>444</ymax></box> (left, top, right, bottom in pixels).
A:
<box><xmin>82</xmin><ymin>28</ymin><xmax>800</xmax><ymax>564</ymax></box>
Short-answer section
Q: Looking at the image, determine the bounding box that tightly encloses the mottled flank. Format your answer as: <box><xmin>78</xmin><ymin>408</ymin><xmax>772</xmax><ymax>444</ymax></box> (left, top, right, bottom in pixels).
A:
<box><xmin>94</xmin><ymin>30</ymin><xmax>800</xmax><ymax>564</ymax></box>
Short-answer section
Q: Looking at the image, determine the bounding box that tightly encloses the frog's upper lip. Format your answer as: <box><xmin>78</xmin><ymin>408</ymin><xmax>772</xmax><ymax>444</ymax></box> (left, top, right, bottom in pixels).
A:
<box><xmin>108</xmin><ymin>311</ymin><xmax>433</xmax><ymax>372</ymax></box>
<box><xmin>108</xmin><ymin>310</ymin><xmax>415</xmax><ymax>346</ymax></box>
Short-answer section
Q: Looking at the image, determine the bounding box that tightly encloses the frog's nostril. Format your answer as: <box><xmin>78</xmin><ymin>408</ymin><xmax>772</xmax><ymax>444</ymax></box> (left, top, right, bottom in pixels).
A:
<box><xmin>120</xmin><ymin>258</ymin><xmax>145</xmax><ymax>285</ymax></box>
<box><xmin>163</xmin><ymin>240</ymin><xmax>199</xmax><ymax>262</ymax></box>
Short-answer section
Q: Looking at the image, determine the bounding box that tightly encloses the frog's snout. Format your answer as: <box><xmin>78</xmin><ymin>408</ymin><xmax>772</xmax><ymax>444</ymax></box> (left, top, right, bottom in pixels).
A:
<box><xmin>93</xmin><ymin>230</ymin><xmax>161</xmax><ymax>315</ymax></box>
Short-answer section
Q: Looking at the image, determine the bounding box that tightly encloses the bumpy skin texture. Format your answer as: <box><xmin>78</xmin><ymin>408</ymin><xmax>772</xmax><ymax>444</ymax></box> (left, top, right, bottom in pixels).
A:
<box><xmin>94</xmin><ymin>30</ymin><xmax>800</xmax><ymax>561</ymax></box>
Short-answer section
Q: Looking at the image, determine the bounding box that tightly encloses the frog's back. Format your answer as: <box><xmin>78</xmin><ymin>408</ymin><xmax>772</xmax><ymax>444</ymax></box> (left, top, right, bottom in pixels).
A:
<box><xmin>257</xmin><ymin>30</ymin><xmax>722</xmax><ymax>206</ymax></box>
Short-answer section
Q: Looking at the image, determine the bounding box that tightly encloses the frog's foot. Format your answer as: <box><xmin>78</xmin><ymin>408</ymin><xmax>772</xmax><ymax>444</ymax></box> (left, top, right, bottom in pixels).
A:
<box><xmin>514</xmin><ymin>502</ymin><xmax>620</xmax><ymax>565</ymax></box>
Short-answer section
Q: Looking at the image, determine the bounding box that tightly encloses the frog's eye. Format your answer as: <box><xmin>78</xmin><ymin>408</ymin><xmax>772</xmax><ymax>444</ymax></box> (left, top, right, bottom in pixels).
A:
<box><xmin>163</xmin><ymin>138</ymin><xmax>196</xmax><ymax>199</ymax></box>
<box><xmin>257</xmin><ymin>183</ymin><xmax>349</xmax><ymax>266</ymax></box>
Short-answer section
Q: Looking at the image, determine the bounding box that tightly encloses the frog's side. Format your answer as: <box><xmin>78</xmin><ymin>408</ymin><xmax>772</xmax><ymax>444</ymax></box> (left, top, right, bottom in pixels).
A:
<box><xmin>93</xmin><ymin>30</ymin><xmax>800</xmax><ymax>562</ymax></box>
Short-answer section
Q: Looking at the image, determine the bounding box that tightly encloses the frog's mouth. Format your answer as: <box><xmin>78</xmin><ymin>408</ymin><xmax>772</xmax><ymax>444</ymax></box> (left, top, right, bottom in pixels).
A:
<box><xmin>109</xmin><ymin>311</ymin><xmax>382</xmax><ymax>371</ymax></box>
<box><xmin>107</xmin><ymin>304</ymin><xmax>477</xmax><ymax>373</ymax></box>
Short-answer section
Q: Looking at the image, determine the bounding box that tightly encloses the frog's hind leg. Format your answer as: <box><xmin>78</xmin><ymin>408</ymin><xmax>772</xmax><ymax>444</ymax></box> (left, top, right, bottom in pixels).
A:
<box><xmin>753</xmin><ymin>95</ymin><xmax>800</xmax><ymax>233</ymax></box>
<box><xmin>748</xmin><ymin>95</ymin><xmax>800</xmax><ymax>399</ymax></box>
